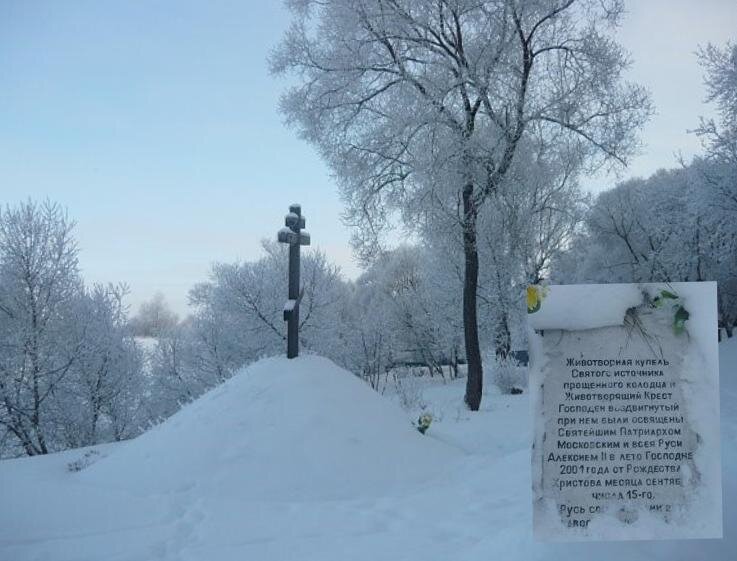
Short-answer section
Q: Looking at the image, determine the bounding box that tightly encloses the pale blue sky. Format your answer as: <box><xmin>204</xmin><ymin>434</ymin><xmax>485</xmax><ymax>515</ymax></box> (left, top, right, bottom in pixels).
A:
<box><xmin>1</xmin><ymin>0</ymin><xmax>736</xmax><ymax>315</ymax></box>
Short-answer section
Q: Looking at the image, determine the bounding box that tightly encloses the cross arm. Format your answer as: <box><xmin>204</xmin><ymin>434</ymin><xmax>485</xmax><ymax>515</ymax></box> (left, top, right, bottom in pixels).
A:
<box><xmin>283</xmin><ymin>288</ymin><xmax>305</xmax><ymax>320</ymax></box>
<box><xmin>277</xmin><ymin>228</ymin><xmax>310</xmax><ymax>246</ymax></box>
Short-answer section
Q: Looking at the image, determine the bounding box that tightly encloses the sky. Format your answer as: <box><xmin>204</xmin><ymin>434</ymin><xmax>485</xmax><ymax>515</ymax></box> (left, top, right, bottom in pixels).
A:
<box><xmin>1</xmin><ymin>0</ymin><xmax>736</xmax><ymax>316</ymax></box>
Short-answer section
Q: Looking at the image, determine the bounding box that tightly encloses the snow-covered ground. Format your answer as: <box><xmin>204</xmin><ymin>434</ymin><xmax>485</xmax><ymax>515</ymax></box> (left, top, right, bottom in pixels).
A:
<box><xmin>1</xmin><ymin>342</ymin><xmax>735</xmax><ymax>561</ymax></box>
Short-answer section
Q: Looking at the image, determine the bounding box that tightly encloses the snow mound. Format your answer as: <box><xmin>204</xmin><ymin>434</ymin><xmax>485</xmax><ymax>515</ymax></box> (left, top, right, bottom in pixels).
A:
<box><xmin>81</xmin><ymin>355</ymin><xmax>457</xmax><ymax>500</ymax></box>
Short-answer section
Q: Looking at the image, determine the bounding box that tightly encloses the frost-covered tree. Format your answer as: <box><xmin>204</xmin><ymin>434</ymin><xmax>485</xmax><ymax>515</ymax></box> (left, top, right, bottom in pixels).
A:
<box><xmin>145</xmin><ymin>320</ymin><xmax>199</xmax><ymax>420</ymax></box>
<box><xmin>421</xmin><ymin>144</ymin><xmax>587</xmax><ymax>360</ymax></box>
<box><xmin>0</xmin><ymin>201</ymin><xmax>147</xmax><ymax>457</ymax></box>
<box><xmin>57</xmin><ymin>283</ymin><xmax>145</xmax><ymax>448</ymax></box>
<box><xmin>145</xmin><ymin>241</ymin><xmax>346</xmax><ymax>420</ymax></box>
<box><xmin>692</xmin><ymin>41</ymin><xmax>737</xmax><ymax>213</ymax></box>
<box><xmin>334</xmin><ymin>275</ymin><xmax>396</xmax><ymax>390</ymax></box>
<box><xmin>479</xmin><ymin>148</ymin><xmax>587</xmax><ymax>356</ymax></box>
<box><xmin>692</xmin><ymin>40</ymin><xmax>737</xmax><ymax>336</ymax></box>
<box><xmin>553</xmin><ymin>166</ymin><xmax>737</xmax><ymax>337</ymax></box>
<box><xmin>196</xmin><ymin>241</ymin><xmax>344</xmax><ymax>359</ymax></box>
<box><xmin>555</xmin><ymin>169</ymin><xmax>703</xmax><ymax>284</ymax></box>
<box><xmin>129</xmin><ymin>291</ymin><xmax>179</xmax><ymax>338</ymax></box>
<box><xmin>272</xmin><ymin>0</ymin><xmax>651</xmax><ymax>409</ymax></box>
<box><xmin>0</xmin><ymin>201</ymin><xmax>84</xmax><ymax>455</ymax></box>
<box><xmin>422</xmin><ymin>243</ymin><xmax>465</xmax><ymax>378</ymax></box>
<box><xmin>359</xmin><ymin>247</ymin><xmax>449</xmax><ymax>377</ymax></box>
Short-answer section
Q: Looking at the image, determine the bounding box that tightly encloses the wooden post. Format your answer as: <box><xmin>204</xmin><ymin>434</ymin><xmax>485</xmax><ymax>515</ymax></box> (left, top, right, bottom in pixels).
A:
<box><xmin>277</xmin><ymin>203</ymin><xmax>310</xmax><ymax>358</ymax></box>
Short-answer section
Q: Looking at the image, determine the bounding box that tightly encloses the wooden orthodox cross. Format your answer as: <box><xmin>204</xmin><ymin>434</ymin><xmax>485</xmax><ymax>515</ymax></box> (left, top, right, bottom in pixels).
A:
<box><xmin>277</xmin><ymin>203</ymin><xmax>310</xmax><ymax>358</ymax></box>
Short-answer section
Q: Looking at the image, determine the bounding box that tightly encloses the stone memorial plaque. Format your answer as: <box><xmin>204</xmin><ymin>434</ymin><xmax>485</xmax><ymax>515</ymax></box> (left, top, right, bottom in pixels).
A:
<box><xmin>528</xmin><ymin>282</ymin><xmax>722</xmax><ymax>541</ymax></box>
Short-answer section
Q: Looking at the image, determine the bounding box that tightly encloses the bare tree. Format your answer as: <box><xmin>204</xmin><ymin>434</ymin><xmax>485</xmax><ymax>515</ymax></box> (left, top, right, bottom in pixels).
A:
<box><xmin>272</xmin><ymin>0</ymin><xmax>651</xmax><ymax>409</ymax></box>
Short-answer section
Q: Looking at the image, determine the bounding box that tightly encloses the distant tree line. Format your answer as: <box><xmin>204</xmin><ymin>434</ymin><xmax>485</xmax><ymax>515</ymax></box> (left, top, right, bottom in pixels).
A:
<box><xmin>553</xmin><ymin>163</ymin><xmax>737</xmax><ymax>337</ymax></box>
<box><xmin>554</xmin><ymin>41</ymin><xmax>737</xmax><ymax>338</ymax></box>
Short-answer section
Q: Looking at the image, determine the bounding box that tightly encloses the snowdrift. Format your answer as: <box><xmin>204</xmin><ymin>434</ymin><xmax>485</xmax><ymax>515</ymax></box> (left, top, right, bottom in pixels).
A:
<box><xmin>81</xmin><ymin>355</ymin><xmax>457</xmax><ymax>500</ymax></box>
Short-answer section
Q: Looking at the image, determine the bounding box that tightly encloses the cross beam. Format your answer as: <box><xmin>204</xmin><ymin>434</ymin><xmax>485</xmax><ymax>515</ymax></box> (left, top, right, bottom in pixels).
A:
<box><xmin>277</xmin><ymin>203</ymin><xmax>310</xmax><ymax>358</ymax></box>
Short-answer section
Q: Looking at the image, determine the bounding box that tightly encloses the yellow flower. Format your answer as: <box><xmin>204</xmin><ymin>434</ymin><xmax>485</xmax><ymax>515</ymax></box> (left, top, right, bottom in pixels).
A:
<box><xmin>527</xmin><ymin>285</ymin><xmax>542</xmax><ymax>313</ymax></box>
<box><xmin>416</xmin><ymin>413</ymin><xmax>433</xmax><ymax>434</ymax></box>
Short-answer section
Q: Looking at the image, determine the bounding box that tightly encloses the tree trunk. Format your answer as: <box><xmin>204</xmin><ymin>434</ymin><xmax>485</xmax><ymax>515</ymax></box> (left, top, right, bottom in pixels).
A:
<box><xmin>31</xmin><ymin>365</ymin><xmax>48</xmax><ymax>455</ymax></box>
<box><xmin>463</xmin><ymin>185</ymin><xmax>483</xmax><ymax>411</ymax></box>
<box><xmin>726</xmin><ymin>324</ymin><xmax>734</xmax><ymax>339</ymax></box>
<box><xmin>495</xmin><ymin>311</ymin><xmax>511</xmax><ymax>359</ymax></box>
<box><xmin>450</xmin><ymin>345</ymin><xmax>459</xmax><ymax>379</ymax></box>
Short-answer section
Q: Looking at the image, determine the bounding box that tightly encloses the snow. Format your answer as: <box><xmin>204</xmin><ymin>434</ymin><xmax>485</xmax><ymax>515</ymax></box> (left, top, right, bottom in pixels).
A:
<box><xmin>528</xmin><ymin>283</ymin><xmax>643</xmax><ymax>331</ymax></box>
<box><xmin>81</xmin><ymin>355</ymin><xmax>456</xmax><ymax>500</ymax></box>
<box><xmin>1</xmin><ymin>343</ymin><xmax>735</xmax><ymax>560</ymax></box>
<box><xmin>283</xmin><ymin>299</ymin><xmax>297</xmax><ymax>313</ymax></box>
<box><xmin>528</xmin><ymin>282</ymin><xmax>719</xmax><ymax>335</ymax></box>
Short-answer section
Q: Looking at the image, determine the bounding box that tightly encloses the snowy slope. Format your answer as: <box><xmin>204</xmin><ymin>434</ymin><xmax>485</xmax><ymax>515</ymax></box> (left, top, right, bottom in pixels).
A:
<box><xmin>1</xmin><ymin>344</ymin><xmax>735</xmax><ymax>561</ymax></box>
<box><xmin>81</xmin><ymin>355</ymin><xmax>457</xmax><ymax>500</ymax></box>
